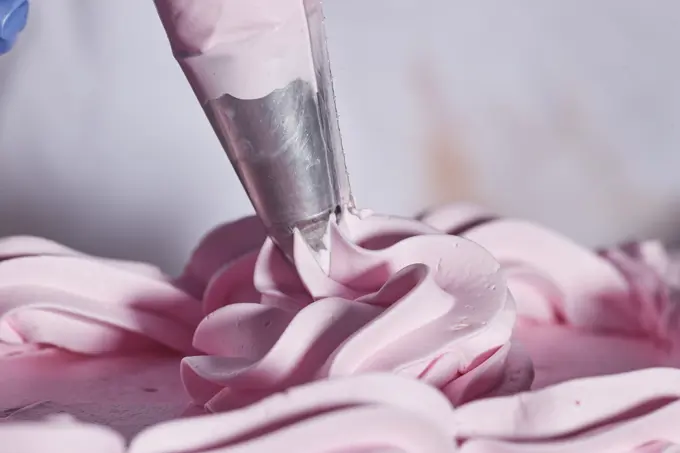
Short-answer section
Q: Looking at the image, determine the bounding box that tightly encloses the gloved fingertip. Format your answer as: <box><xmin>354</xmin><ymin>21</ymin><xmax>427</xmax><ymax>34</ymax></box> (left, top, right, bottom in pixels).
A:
<box><xmin>0</xmin><ymin>36</ymin><xmax>16</xmax><ymax>54</ymax></box>
<box><xmin>0</xmin><ymin>0</ymin><xmax>28</xmax><ymax>42</ymax></box>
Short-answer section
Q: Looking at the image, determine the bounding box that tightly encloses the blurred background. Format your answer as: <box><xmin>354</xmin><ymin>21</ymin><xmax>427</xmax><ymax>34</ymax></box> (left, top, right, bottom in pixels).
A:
<box><xmin>0</xmin><ymin>0</ymin><xmax>679</xmax><ymax>275</ymax></box>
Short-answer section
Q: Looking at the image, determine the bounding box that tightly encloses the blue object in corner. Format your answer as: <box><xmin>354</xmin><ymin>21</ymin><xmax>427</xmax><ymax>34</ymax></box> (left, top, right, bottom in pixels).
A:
<box><xmin>0</xmin><ymin>0</ymin><xmax>28</xmax><ymax>54</ymax></box>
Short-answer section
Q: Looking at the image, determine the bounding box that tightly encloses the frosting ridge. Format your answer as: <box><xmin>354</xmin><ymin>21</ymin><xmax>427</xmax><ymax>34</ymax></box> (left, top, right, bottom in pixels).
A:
<box><xmin>5</xmin><ymin>370</ymin><xmax>680</xmax><ymax>452</ymax></box>
<box><xmin>0</xmin><ymin>236</ymin><xmax>201</xmax><ymax>355</ymax></box>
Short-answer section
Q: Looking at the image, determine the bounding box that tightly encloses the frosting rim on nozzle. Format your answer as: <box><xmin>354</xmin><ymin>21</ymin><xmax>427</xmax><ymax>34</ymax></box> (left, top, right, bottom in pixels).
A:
<box><xmin>154</xmin><ymin>0</ymin><xmax>318</xmax><ymax>101</ymax></box>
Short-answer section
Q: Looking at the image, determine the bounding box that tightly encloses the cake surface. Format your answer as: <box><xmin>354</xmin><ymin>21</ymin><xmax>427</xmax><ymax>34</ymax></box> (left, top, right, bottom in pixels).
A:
<box><xmin>2</xmin><ymin>204</ymin><xmax>680</xmax><ymax>452</ymax></box>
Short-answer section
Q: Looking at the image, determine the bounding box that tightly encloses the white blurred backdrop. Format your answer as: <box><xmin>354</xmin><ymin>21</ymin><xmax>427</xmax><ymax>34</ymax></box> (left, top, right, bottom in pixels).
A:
<box><xmin>1</xmin><ymin>0</ymin><xmax>679</xmax><ymax>275</ymax></box>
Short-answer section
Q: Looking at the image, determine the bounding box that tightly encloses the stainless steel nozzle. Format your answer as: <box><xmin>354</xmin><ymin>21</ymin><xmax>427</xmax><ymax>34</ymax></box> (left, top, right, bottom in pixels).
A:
<box><xmin>154</xmin><ymin>0</ymin><xmax>351</xmax><ymax>263</ymax></box>
<box><xmin>205</xmin><ymin>1</ymin><xmax>350</xmax><ymax>263</ymax></box>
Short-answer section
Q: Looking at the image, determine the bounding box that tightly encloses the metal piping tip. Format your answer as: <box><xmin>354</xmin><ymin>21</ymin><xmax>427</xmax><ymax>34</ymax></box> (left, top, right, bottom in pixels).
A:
<box><xmin>268</xmin><ymin>207</ymin><xmax>338</xmax><ymax>272</ymax></box>
<box><xmin>201</xmin><ymin>0</ymin><xmax>352</xmax><ymax>269</ymax></box>
<box><xmin>155</xmin><ymin>0</ymin><xmax>351</xmax><ymax>268</ymax></box>
<box><xmin>203</xmin><ymin>75</ymin><xmax>346</xmax><ymax>268</ymax></box>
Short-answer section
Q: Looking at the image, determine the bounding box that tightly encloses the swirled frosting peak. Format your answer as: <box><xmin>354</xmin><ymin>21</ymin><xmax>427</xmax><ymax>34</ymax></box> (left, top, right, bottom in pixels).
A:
<box><xmin>179</xmin><ymin>209</ymin><xmax>530</xmax><ymax>411</ymax></box>
<box><xmin>420</xmin><ymin>203</ymin><xmax>680</xmax><ymax>341</ymax></box>
<box><xmin>421</xmin><ymin>203</ymin><xmax>680</xmax><ymax>386</ymax></box>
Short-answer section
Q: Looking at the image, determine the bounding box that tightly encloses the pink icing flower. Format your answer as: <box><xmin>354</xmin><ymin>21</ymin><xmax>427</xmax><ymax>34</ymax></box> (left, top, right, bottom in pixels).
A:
<box><xmin>178</xmin><ymin>210</ymin><xmax>531</xmax><ymax>411</ymax></box>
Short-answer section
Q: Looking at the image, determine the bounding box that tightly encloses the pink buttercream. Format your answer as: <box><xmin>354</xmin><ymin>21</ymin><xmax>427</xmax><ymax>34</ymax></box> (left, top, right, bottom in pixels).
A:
<box><xmin>421</xmin><ymin>203</ymin><xmax>680</xmax><ymax>387</ymax></box>
<box><xmin>452</xmin><ymin>368</ymin><xmax>680</xmax><ymax>452</ymax></box>
<box><xmin>0</xmin><ymin>236</ymin><xmax>201</xmax><ymax>355</ymax></box>
<box><xmin>0</xmin><ymin>416</ymin><xmax>126</xmax><ymax>453</ymax></box>
<box><xmin>178</xmin><ymin>209</ymin><xmax>528</xmax><ymax>410</ymax></box>
<box><xmin>4</xmin><ymin>370</ymin><xmax>680</xmax><ymax>452</ymax></box>
<box><xmin>153</xmin><ymin>0</ymin><xmax>317</xmax><ymax>101</ymax></box>
<box><xmin>3</xmin><ymin>202</ymin><xmax>680</xmax><ymax>452</ymax></box>
<box><xmin>129</xmin><ymin>368</ymin><xmax>680</xmax><ymax>452</ymax></box>
<box><xmin>421</xmin><ymin>203</ymin><xmax>680</xmax><ymax>340</ymax></box>
<box><xmin>129</xmin><ymin>374</ymin><xmax>455</xmax><ymax>453</ymax></box>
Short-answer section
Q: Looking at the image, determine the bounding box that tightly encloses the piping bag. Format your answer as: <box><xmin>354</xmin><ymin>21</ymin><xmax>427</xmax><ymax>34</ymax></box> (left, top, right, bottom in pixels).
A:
<box><xmin>153</xmin><ymin>0</ymin><xmax>353</xmax><ymax>270</ymax></box>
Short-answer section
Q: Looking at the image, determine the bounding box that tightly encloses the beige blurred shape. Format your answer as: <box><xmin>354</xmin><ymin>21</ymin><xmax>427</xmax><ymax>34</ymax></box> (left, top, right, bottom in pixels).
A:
<box><xmin>411</xmin><ymin>62</ymin><xmax>480</xmax><ymax>207</ymax></box>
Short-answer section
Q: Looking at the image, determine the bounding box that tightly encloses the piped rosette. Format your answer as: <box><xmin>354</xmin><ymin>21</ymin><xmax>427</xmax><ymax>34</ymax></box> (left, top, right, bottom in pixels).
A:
<box><xmin>179</xmin><ymin>209</ymin><xmax>531</xmax><ymax>412</ymax></box>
